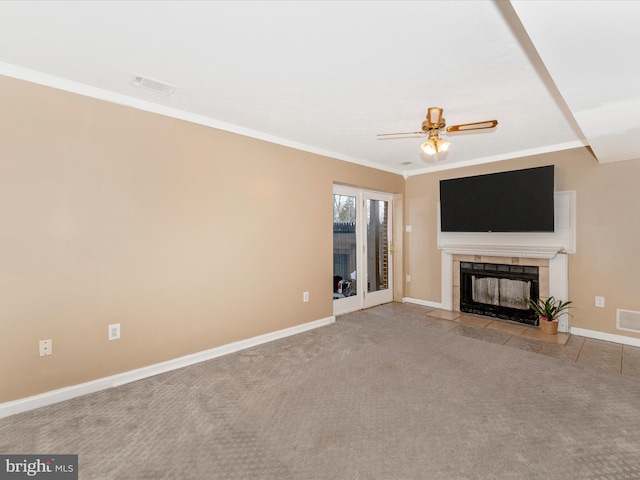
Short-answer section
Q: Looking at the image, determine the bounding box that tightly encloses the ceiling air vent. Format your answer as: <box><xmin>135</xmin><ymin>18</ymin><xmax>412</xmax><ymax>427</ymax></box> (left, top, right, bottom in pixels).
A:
<box><xmin>130</xmin><ymin>74</ymin><xmax>176</xmax><ymax>95</ymax></box>
<box><xmin>399</xmin><ymin>161</ymin><xmax>413</xmax><ymax>166</ymax></box>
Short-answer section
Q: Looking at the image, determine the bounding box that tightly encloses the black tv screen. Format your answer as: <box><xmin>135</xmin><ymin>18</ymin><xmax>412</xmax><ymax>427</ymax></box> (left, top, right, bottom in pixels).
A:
<box><xmin>439</xmin><ymin>165</ymin><xmax>555</xmax><ymax>233</ymax></box>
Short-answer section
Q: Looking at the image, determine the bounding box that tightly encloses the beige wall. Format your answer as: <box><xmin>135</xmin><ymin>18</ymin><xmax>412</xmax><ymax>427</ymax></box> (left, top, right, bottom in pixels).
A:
<box><xmin>0</xmin><ymin>76</ymin><xmax>403</xmax><ymax>402</ymax></box>
<box><xmin>404</xmin><ymin>147</ymin><xmax>640</xmax><ymax>338</ymax></box>
<box><xmin>5</xmin><ymin>72</ymin><xmax>640</xmax><ymax>405</ymax></box>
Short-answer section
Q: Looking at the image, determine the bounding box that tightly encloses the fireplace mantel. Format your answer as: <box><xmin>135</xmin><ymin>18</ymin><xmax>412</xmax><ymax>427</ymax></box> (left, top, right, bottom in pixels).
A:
<box><xmin>440</xmin><ymin>244</ymin><xmax>564</xmax><ymax>260</ymax></box>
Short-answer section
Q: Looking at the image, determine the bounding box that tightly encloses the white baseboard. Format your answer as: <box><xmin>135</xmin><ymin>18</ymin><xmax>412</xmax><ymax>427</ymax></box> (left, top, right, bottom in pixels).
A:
<box><xmin>0</xmin><ymin>315</ymin><xmax>335</xmax><ymax>419</ymax></box>
<box><xmin>403</xmin><ymin>297</ymin><xmax>443</xmax><ymax>309</ymax></box>
<box><xmin>570</xmin><ymin>327</ymin><xmax>640</xmax><ymax>348</ymax></box>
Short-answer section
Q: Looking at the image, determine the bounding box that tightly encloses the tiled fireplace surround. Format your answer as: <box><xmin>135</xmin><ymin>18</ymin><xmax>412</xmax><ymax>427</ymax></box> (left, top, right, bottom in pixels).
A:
<box><xmin>452</xmin><ymin>254</ymin><xmax>549</xmax><ymax>322</ymax></box>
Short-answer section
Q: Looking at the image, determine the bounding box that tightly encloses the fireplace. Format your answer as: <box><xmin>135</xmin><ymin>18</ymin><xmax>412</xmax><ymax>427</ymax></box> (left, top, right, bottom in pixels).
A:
<box><xmin>450</xmin><ymin>253</ymin><xmax>551</xmax><ymax>325</ymax></box>
<box><xmin>459</xmin><ymin>261</ymin><xmax>539</xmax><ymax>325</ymax></box>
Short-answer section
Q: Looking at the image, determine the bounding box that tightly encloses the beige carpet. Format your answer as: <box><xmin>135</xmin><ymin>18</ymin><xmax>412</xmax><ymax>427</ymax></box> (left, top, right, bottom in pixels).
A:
<box><xmin>2</xmin><ymin>303</ymin><xmax>640</xmax><ymax>479</ymax></box>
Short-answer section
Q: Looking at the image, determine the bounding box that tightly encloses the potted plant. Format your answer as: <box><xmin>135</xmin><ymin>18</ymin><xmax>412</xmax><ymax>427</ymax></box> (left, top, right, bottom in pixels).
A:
<box><xmin>526</xmin><ymin>296</ymin><xmax>573</xmax><ymax>335</ymax></box>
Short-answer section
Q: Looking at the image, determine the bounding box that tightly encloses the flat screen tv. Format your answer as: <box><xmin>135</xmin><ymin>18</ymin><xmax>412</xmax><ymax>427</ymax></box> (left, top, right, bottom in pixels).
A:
<box><xmin>439</xmin><ymin>165</ymin><xmax>555</xmax><ymax>233</ymax></box>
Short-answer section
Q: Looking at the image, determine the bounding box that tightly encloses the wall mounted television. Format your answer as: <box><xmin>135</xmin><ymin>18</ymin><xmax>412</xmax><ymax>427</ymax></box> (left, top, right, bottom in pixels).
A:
<box><xmin>439</xmin><ymin>165</ymin><xmax>555</xmax><ymax>233</ymax></box>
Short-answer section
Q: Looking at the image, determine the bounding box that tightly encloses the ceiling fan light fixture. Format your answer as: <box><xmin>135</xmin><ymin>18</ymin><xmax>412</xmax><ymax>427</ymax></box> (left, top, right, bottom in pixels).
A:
<box><xmin>421</xmin><ymin>131</ymin><xmax>449</xmax><ymax>155</ymax></box>
<box><xmin>437</xmin><ymin>138</ymin><xmax>450</xmax><ymax>152</ymax></box>
<box><xmin>421</xmin><ymin>138</ymin><xmax>437</xmax><ymax>155</ymax></box>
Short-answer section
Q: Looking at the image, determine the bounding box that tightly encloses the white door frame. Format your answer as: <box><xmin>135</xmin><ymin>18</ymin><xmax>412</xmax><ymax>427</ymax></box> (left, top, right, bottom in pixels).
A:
<box><xmin>363</xmin><ymin>190</ymin><xmax>394</xmax><ymax>309</ymax></box>
<box><xmin>333</xmin><ymin>185</ymin><xmax>393</xmax><ymax>316</ymax></box>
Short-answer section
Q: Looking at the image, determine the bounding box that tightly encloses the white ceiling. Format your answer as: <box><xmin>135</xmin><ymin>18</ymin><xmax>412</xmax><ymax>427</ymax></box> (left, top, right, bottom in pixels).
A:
<box><xmin>0</xmin><ymin>1</ymin><xmax>636</xmax><ymax>176</ymax></box>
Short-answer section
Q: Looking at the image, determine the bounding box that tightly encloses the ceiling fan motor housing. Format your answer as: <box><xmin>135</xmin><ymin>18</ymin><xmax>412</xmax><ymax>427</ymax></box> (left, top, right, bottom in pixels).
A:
<box><xmin>421</xmin><ymin>118</ymin><xmax>445</xmax><ymax>132</ymax></box>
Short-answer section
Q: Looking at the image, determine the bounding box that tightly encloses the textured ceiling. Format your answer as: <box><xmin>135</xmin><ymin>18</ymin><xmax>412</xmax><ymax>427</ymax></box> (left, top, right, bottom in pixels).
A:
<box><xmin>0</xmin><ymin>1</ymin><xmax>634</xmax><ymax>175</ymax></box>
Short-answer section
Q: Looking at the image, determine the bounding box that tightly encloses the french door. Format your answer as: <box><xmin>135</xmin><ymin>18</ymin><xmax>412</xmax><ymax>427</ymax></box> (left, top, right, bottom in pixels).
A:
<box><xmin>333</xmin><ymin>185</ymin><xmax>393</xmax><ymax>315</ymax></box>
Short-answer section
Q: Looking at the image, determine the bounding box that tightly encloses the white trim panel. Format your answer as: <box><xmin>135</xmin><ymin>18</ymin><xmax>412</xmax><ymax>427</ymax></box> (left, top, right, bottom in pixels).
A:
<box><xmin>571</xmin><ymin>327</ymin><xmax>640</xmax><ymax>348</ymax></box>
<box><xmin>403</xmin><ymin>297</ymin><xmax>443</xmax><ymax>309</ymax></box>
<box><xmin>0</xmin><ymin>316</ymin><xmax>335</xmax><ymax>419</ymax></box>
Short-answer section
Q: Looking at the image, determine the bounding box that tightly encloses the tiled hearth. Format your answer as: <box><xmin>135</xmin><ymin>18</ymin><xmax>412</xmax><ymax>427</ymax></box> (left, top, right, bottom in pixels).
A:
<box><xmin>364</xmin><ymin>302</ymin><xmax>640</xmax><ymax>377</ymax></box>
<box><xmin>417</xmin><ymin>306</ymin><xmax>640</xmax><ymax>376</ymax></box>
<box><xmin>425</xmin><ymin>308</ymin><xmax>569</xmax><ymax>346</ymax></box>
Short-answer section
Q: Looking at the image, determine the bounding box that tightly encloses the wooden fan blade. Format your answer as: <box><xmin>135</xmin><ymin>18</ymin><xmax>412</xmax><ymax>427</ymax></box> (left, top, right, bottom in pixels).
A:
<box><xmin>377</xmin><ymin>131</ymin><xmax>425</xmax><ymax>137</ymax></box>
<box><xmin>446</xmin><ymin>120</ymin><xmax>498</xmax><ymax>132</ymax></box>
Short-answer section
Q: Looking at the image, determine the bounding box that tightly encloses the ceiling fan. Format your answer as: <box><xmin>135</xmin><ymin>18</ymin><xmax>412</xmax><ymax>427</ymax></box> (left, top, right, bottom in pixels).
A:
<box><xmin>377</xmin><ymin>107</ymin><xmax>498</xmax><ymax>155</ymax></box>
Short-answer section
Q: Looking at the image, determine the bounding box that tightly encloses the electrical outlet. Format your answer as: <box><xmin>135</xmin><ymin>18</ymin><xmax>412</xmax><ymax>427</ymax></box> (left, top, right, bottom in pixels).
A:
<box><xmin>406</xmin><ymin>275</ymin><xmax>411</xmax><ymax>282</ymax></box>
<box><xmin>303</xmin><ymin>291</ymin><xmax>310</xmax><ymax>303</ymax></box>
<box><xmin>595</xmin><ymin>296</ymin><xmax>605</xmax><ymax>308</ymax></box>
<box><xmin>108</xmin><ymin>323</ymin><xmax>121</xmax><ymax>340</ymax></box>
<box><xmin>39</xmin><ymin>339</ymin><xmax>52</xmax><ymax>357</ymax></box>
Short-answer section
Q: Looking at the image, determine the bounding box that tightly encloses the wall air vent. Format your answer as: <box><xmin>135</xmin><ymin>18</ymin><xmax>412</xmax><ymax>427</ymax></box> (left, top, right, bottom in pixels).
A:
<box><xmin>130</xmin><ymin>74</ymin><xmax>176</xmax><ymax>95</ymax></box>
<box><xmin>617</xmin><ymin>309</ymin><xmax>640</xmax><ymax>333</ymax></box>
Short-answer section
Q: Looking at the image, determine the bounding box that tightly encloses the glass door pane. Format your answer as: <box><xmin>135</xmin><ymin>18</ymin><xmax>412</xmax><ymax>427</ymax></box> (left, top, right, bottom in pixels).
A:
<box><xmin>333</xmin><ymin>193</ymin><xmax>358</xmax><ymax>302</ymax></box>
<box><xmin>367</xmin><ymin>199</ymin><xmax>389</xmax><ymax>293</ymax></box>
<box><xmin>363</xmin><ymin>193</ymin><xmax>393</xmax><ymax>308</ymax></box>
